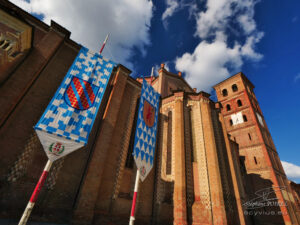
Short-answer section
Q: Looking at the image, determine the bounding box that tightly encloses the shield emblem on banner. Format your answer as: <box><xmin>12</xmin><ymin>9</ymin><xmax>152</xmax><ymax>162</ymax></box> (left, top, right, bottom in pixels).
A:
<box><xmin>64</xmin><ymin>77</ymin><xmax>99</xmax><ymax>110</ymax></box>
<box><xmin>48</xmin><ymin>142</ymin><xmax>65</xmax><ymax>156</ymax></box>
<box><xmin>143</xmin><ymin>100</ymin><xmax>155</xmax><ymax>127</ymax></box>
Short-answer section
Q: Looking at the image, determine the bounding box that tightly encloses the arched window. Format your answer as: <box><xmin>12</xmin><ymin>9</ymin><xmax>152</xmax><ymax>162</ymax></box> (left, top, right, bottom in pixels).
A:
<box><xmin>230</xmin><ymin>119</ymin><xmax>233</xmax><ymax>126</ymax></box>
<box><xmin>237</xmin><ymin>99</ymin><xmax>242</xmax><ymax>107</ymax></box>
<box><xmin>232</xmin><ymin>84</ymin><xmax>238</xmax><ymax>92</ymax></box>
<box><xmin>226</xmin><ymin>104</ymin><xmax>231</xmax><ymax>111</ymax></box>
<box><xmin>222</xmin><ymin>89</ymin><xmax>228</xmax><ymax>96</ymax></box>
<box><xmin>243</xmin><ymin>115</ymin><xmax>248</xmax><ymax>122</ymax></box>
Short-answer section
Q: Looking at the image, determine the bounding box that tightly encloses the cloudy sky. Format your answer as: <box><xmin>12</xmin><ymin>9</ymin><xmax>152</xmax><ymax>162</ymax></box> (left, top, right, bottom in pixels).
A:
<box><xmin>10</xmin><ymin>0</ymin><xmax>300</xmax><ymax>183</ymax></box>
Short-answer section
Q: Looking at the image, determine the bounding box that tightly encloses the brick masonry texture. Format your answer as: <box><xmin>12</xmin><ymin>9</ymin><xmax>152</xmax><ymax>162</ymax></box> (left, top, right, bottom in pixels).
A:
<box><xmin>0</xmin><ymin>1</ymin><xmax>300</xmax><ymax>225</ymax></box>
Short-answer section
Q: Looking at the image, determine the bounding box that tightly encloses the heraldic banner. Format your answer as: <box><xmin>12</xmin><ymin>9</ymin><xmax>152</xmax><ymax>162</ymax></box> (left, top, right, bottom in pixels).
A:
<box><xmin>133</xmin><ymin>80</ymin><xmax>160</xmax><ymax>181</ymax></box>
<box><xmin>35</xmin><ymin>47</ymin><xmax>115</xmax><ymax>162</ymax></box>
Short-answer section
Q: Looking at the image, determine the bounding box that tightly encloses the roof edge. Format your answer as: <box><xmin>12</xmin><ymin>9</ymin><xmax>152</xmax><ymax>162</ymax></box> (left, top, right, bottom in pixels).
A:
<box><xmin>213</xmin><ymin>72</ymin><xmax>255</xmax><ymax>89</ymax></box>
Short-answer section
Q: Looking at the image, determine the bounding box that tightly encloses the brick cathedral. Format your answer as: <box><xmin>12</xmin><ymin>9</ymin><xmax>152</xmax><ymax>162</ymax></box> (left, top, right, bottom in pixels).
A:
<box><xmin>0</xmin><ymin>1</ymin><xmax>299</xmax><ymax>224</ymax></box>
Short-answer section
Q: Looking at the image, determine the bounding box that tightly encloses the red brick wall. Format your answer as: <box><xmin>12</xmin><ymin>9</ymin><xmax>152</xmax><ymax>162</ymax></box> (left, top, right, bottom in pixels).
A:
<box><xmin>214</xmin><ymin>73</ymin><xmax>300</xmax><ymax>224</ymax></box>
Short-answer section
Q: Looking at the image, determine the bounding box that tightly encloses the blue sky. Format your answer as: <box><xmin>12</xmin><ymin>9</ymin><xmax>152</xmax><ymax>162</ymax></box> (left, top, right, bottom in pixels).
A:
<box><xmin>11</xmin><ymin>0</ymin><xmax>300</xmax><ymax>182</ymax></box>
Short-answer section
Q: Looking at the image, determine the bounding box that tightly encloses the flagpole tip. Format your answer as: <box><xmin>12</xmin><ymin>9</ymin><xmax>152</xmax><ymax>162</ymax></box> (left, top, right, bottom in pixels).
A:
<box><xmin>104</xmin><ymin>34</ymin><xmax>109</xmax><ymax>43</ymax></box>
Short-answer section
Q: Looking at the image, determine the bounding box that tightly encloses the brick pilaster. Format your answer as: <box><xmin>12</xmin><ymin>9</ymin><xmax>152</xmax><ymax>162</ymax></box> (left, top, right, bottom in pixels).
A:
<box><xmin>200</xmin><ymin>99</ymin><xmax>227</xmax><ymax>224</ymax></box>
<box><xmin>72</xmin><ymin>65</ymin><xmax>131</xmax><ymax>224</ymax></box>
<box><xmin>173</xmin><ymin>93</ymin><xmax>187</xmax><ymax>225</ymax></box>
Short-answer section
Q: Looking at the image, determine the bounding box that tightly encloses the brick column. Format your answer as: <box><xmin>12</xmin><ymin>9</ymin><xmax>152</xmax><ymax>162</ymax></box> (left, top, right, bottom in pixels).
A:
<box><xmin>200</xmin><ymin>99</ymin><xmax>227</xmax><ymax>224</ymax></box>
<box><xmin>72</xmin><ymin>65</ymin><xmax>131</xmax><ymax>224</ymax></box>
<box><xmin>173</xmin><ymin>92</ymin><xmax>187</xmax><ymax>225</ymax></box>
<box><xmin>188</xmin><ymin>99</ymin><xmax>212</xmax><ymax>225</ymax></box>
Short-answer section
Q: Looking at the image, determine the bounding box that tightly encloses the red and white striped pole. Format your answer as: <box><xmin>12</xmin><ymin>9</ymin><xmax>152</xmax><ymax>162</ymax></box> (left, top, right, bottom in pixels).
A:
<box><xmin>129</xmin><ymin>67</ymin><xmax>155</xmax><ymax>225</ymax></box>
<box><xmin>18</xmin><ymin>160</ymin><xmax>53</xmax><ymax>225</ymax></box>
<box><xmin>129</xmin><ymin>170</ymin><xmax>140</xmax><ymax>225</ymax></box>
<box><xmin>99</xmin><ymin>34</ymin><xmax>109</xmax><ymax>55</ymax></box>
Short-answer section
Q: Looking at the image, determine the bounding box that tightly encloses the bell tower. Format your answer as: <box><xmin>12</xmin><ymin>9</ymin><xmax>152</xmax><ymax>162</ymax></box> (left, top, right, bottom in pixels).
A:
<box><xmin>214</xmin><ymin>72</ymin><xmax>300</xmax><ymax>225</ymax></box>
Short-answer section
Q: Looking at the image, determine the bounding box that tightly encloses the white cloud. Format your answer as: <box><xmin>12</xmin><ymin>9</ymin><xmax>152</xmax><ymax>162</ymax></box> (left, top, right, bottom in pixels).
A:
<box><xmin>292</xmin><ymin>16</ymin><xmax>298</xmax><ymax>23</ymax></box>
<box><xmin>175</xmin><ymin>0</ymin><xmax>263</xmax><ymax>92</ymax></box>
<box><xmin>241</xmin><ymin>32</ymin><xmax>264</xmax><ymax>60</ymax></box>
<box><xmin>10</xmin><ymin>0</ymin><xmax>153</xmax><ymax>68</ymax></box>
<box><xmin>294</xmin><ymin>73</ymin><xmax>300</xmax><ymax>82</ymax></box>
<box><xmin>162</xmin><ymin>0</ymin><xmax>179</xmax><ymax>21</ymax></box>
<box><xmin>196</xmin><ymin>0</ymin><xmax>234</xmax><ymax>39</ymax></box>
<box><xmin>282</xmin><ymin>161</ymin><xmax>300</xmax><ymax>181</ymax></box>
<box><xmin>176</xmin><ymin>32</ymin><xmax>243</xmax><ymax>91</ymax></box>
<box><xmin>195</xmin><ymin>0</ymin><xmax>258</xmax><ymax>39</ymax></box>
<box><xmin>236</xmin><ymin>0</ymin><xmax>257</xmax><ymax>34</ymax></box>
<box><xmin>238</xmin><ymin>14</ymin><xmax>256</xmax><ymax>35</ymax></box>
<box><xmin>161</xmin><ymin>0</ymin><xmax>197</xmax><ymax>29</ymax></box>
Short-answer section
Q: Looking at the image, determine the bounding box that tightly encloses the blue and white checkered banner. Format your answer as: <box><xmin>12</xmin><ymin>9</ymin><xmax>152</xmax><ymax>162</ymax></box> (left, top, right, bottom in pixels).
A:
<box><xmin>133</xmin><ymin>80</ymin><xmax>160</xmax><ymax>181</ymax></box>
<box><xmin>35</xmin><ymin>47</ymin><xmax>115</xmax><ymax>161</ymax></box>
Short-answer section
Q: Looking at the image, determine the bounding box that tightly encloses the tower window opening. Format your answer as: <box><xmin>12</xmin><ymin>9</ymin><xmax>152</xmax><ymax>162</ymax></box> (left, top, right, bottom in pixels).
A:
<box><xmin>232</xmin><ymin>84</ymin><xmax>238</xmax><ymax>92</ymax></box>
<box><xmin>248</xmin><ymin>133</ymin><xmax>252</xmax><ymax>140</ymax></box>
<box><xmin>237</xmin><ymin>99</ymin><xmax>242</xmax><ymax>107</ymax></box>
<box><xmin>243</xmin><ymin>115</ymin><xmax>248</xmax><ymax>122</ymax></box>
<box><xmin>222</xmin><ymin>89</ymin><xmax>228</xmax><ymax>96</ymax></box>
<box><xmin>254</xmin><ymin>157</ymin><xmax>257</xmax><ymax>164</ymax></box>
<box><xmin>226</xmin><ymin>104</ymin><xmax>231</xmax><ymax>111</ymax></box>
<box><xmin>229</xmin><ymin>119</ymin><xmax>233</xmax><ymax>126</ymax></box>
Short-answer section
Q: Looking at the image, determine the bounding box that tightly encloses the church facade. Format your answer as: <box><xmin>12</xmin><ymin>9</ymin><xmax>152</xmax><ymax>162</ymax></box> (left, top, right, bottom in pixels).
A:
<box><xmin>0</xmin><ymin>1</ymin><xmax>299</xmax><ymax>224</ymax></box>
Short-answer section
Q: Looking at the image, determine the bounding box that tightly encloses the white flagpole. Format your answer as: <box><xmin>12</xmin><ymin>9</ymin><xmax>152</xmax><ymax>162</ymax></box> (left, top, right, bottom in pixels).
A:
<box><xmin>150</xmin><ymin>67</ymin><xmax>154</xmax><ymax>85</ymax></box>
<box><xmin>129</xmin><ymin>170</ymin><xmax>140</xmax><ymax>225</ymax></box>
<box><xmin>18</xmin><ymin>160</ymin><xmax>53</xmax><ymax>225</ymax></box>
<box><xmin>99</xmin><ymin>34</ymin><xmax>109</xmax><ymax>55</ymax></box>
